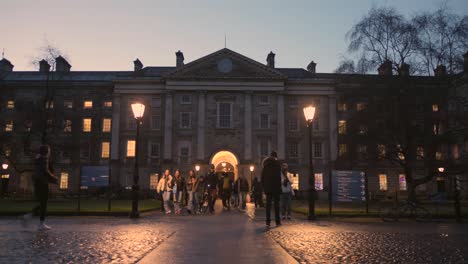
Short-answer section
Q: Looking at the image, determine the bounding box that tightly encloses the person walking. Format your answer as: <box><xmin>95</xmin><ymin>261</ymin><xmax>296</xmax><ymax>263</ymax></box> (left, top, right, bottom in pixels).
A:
<box><xmin>186</xmin><ymin>170</ymin><xmax>196</xmax><ymax>214</ymax></box>
<box><xmin>173</xmin><ymin>169</ymin><xmax>186</xmax><ymax>214</ymax></box>
<box><xmin>194</xmin><ymin>175</ymin><xmax>206</xmax><ymax>213</ymax></box>
<box><xmin>238</xmin><ymin>175</ymin><xmax>249</xmax><ymax>210</ymax></box>
<box><xmin>252</xmin><ymin>177</ymin><xmax>264</xmax><ymax>208</ymax></box>
<box><xmin>281</xmin><ymin>163</ymin><xmax>294</xmax><ymax>220</ymax></box>
<box><xmin>205</xmin><ymin>164</ymin><xmax>218</xmax><ymax>214</ymax></box>
<box><xmin>24</xmin><ymin>144</ymin><xmax>58</xmax><ymax>230</ymax></box>
<box><xmin>157</xmin><ymin>169</ymin><xmax>173</xmax><ymax>214</ymax></box>
<box><xmin>261</xmin><ymin>151</ymin><xmax>282</xmax><ymax>228</ymax></box>
<box><xmin>221</xmin><ymin>173</ymin><xmax>233</xmax><ymax>210</ymax></box>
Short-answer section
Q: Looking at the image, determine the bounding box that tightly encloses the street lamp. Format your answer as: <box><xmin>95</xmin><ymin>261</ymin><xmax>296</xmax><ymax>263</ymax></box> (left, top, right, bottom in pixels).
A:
<box><xmin>130</xmin><ymin>102</ymin><xmax>145</xmax><ymax>218</ymax></box>
<box><xmin>249</xmin><ymin>165</ymin><xmax>254</xmax><ymax>192</ymax></box>
<box><xmin>303</xmin><ymin>105</ymin><xmax>316</xmax><ymax>220</ymax></box>
<box><xmin>438</xmin><ymin>167</ymin><xmax>445</xmax><ymax>173</ymax></box>
<box><xmin>195</xmin><ymin>165</ymin><xmax>200</xmax><ymax>174</ymax></box>
<box><xmin>2</xmin><ymin>164</ymin><xmax>8</xmax><ymax>170</ymax></box>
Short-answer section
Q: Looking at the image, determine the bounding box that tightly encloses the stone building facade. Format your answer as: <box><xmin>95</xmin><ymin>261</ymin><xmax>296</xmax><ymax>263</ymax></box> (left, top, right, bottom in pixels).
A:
<box><xmin>0</xmin><ymin>48</ymin><xmax>467</xmax><ymax>199</ymax></box>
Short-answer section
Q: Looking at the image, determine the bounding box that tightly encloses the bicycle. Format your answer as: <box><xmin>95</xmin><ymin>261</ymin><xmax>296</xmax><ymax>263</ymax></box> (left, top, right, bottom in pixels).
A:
<box><xmin>379</xmin><ymin>196</ymin><xmax>432</xmax><ymax>222</ymax></box>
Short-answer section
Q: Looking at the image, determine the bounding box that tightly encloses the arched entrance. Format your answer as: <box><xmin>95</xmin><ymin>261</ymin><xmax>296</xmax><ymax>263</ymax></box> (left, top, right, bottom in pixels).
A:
<box><xmin>210</xmin><ymin>150</ymin><xmax>239</xmax><ymax>180</ymax></box>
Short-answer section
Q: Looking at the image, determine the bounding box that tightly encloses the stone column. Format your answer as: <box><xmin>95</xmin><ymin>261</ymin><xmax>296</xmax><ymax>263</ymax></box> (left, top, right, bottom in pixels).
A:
<box><xmin>277</xmin><ymin>93</ymin><xmax>285</xmax><ymax>159</ymax></box>
<box><xmin>110</xmin><ymin>94</ymin><xmax>121</xmax><ymax>160</ymax></box>
<box><xmin>197</xmin><ymin>91</ymin><xmax>206</xmax><ymax>160</ymax></box>
<box><xmin>244</xmin><ymin>92</ymin><xmax>252</xmax><ymax>161</ymax></box>
<box><xmin>328</xmin><ymin>96</ymin><xmax>337</xmax><ymax>161</ymax></box>
<box><xmin>163</xmin><ymin>92</ymin><xmax>173</xmax><ymax>160</ymax></box>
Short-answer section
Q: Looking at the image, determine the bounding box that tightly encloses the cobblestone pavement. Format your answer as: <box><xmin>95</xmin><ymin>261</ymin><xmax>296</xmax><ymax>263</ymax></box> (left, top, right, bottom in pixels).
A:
<box><xmin>268</xmin><ymin>220</ymin><xmax>468</xmax><ymax>264</ymax></box>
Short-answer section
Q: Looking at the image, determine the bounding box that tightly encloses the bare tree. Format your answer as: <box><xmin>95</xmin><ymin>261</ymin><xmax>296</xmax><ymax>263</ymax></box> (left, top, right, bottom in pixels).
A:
<box><xmin>30</xmin><ymin>39</ymin><xmax>69</xmax><ymax>71</ymax></box>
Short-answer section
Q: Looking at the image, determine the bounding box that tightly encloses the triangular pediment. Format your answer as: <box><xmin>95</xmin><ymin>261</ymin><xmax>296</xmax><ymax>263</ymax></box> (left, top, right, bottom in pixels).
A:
<box><xmin>164</xmin><ymin>48</ymin><xmax>287</xmax><ymax>80</ymax></box>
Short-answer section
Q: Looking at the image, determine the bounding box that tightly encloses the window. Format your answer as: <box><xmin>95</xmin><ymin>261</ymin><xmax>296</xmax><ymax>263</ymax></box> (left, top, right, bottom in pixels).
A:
<box><xmin>315</xmin><ymin>173</ymin><xmax>323</xmax><ymax>191</ymax></box>
<box><xmin>432</xmin><ymin>104</ymin><xmax>439</xmax><ymax>112</ymax></box>
<box><xmin>287</xmin><ymin>142</ymin><xmax>299</xmax><ymax>158</ymax></box>
<box><xmin>338</xmin><ymin>120</ymin><xmax>346</xmax><ymax>134</ymax></box>
<box><xmin>81</xmin><ymin>144</ymin><xmax>90</xmax><ymax>159</ymax></box>
<box><xmin>356</xmin><ymin>103</ymin><xmax>366</xmax><ymax>111</ymax></box>
<box><xmin>151</xmin><ymin>97</ymin><xmax>161</xmax><ymax>107</ymax></box>
<box><xmin>4</xmin><ymin>146</ymin><xmax>11</xmax><ymax>157</ymax></box>
<box><xmin>150</xmin><ymin>173</ymin><xmax>159</xmax><ymax>190</ymax></box>
<box><xmin>150</xmin><ymin>143</ymin><xmax>160</xmax><ymax>158</ymax></box>
<box><xmin>358</xmin><ymin>124</ymin><xmax>368</xmax><ymax>135</ymax></box>
<box><xmin>259</xmin><ymin>95</ymin><xmax>269</xmax><ymax>105</ymax></box>
<box><xmin>259</xmin><ymin>138</ymin><xmax>270</xmax><ymax>157</ymax></box>
<box><xmin>7</xmin><ymin>100</ymin><xmax>14</xmax><ymax>109</ymax></box>
<box><xmin>180</xmin><ymin>147</ymin><xmax>189</xmax><ymax>164</ymax></box>
<box><xmin>453</xmin><ymin>144</ymin><xmax>460</xmax><ymax>160</ymax></box>
<box><xmin>180</xmin><ymin>112</ymin><xmax>191</xmax><ymax>128</ymax></box>
<box><xmin>84</xmin><ymin>101</ymin><xmax>93</xmax><ymax>109</ymax></box>
<box><xmin>102</xmin><ymin>118</ymin><xmax>112</xmax><ymax>132</ymax></box>
<box><xmin>313</xmin><ymin>118</ymin><xmax>319</xmax><ymax>130</ymax></box>
<box><xmin>5</xmin><ymin>120</ymin><xmax>13</xmax><ymax>132</ymax></box>
<box><xmin>435</xmin><ymin>151</ymin><xmax>442</xmax><ymax>160</ymax></box>
<box><xmin>64</xmin><ymin>120</ymin><xmax>72</xmax><ymax>132</ymax></box>
<box><xmin>104</xmin><ymin>101</ymin><xmax>112</xmax><ymax>108</ymax></box>
<box><xmin>379</xmin><ymin>174</ymin><xmax>388</xmax><ymax>191</ymax></box>
<box><xmin>399</xmin><ymin>174</ymin><xmax>407</xmax><ymax>191</ymax></box>
<box><xmin>25</xmin><ymin>120</ymin><xmax>32</xmax><ymax>132</ymax></box>
<box><xmin>416</xmin><ymin>147</ymin><xmax>424</xmax><ymax>160</ymax></box>
<box><xmin>101</xmin><ymin>142</ymin><xmax>110</xmax><ymax>158</ymax></box>
<box><xmin>288</xmin><ymin>119</ymin><xmax>298</xmax><ymax>131</ymax></box>
<box><xmin>45</xmin><ymin>100</ymin><xmax>54</xmax><ymax>109</ymax></box>
<box><xmin>339</xmin><ymin>144</ymin><xmax>347</xmax><ymax>157</ymax></box>
<box><xmin>337</xmin><ymin>103</ymin><xmax>347</xmax><ymax>112</ymax></box>
<box><xmin>357</xmin><ymin>144</ymin><xmax>367</xmax><ymax>159</ymax></box>
<box><xmin>60</xmin><ymin>172</ymin><xmax>69</xmax><ymax>190</ymax></box>
<box><xmin>287</xmin><ymin>96</ymin><xmax>298</xmax><ymax>107</ymax></box>
<box><xmin>433</xmin><ymin>123</ymin><xmax>441</xmax><ymax>135</ymax></box>
<box><xmin>217</xmin><ymin>102</ymin><xmax>232</xmax><ymax>128</ymax></box>
<box><xmin>259</xmin><ymin>114</ymin><xmax>269</xmax><ymax>129</ymax></box>
<box><xmin>126</xmin><ymin>140</ymin><xmax>136</xmax><ymax>157</ymax></box>
<box><xmin>83</xmin><ymin>118</ymin><xmax>92</xmax><ymax>132</ymax></box>
<box><xmin>151</xmin><ymin>115</ymin><xmax>161</xmax><ymax>130</ymax></box>
<box><xmin>181</xmin><ymin>95</ymin><xmax>191</xmax><ymax>104</ymax></box>
<box><xmin>127</xmin><ymin>115</ymin><xmax>136</xmax><ymax>130</ymax></box>
<box><xmin>64</xmin><ymin>100</ymin><xmax>73</xmax><ymax>109</ymax></box>
<box><xmin>377</xmin><ymin>144</ymin><xmax>386</xmax><ymax>160</ymax></box>
<box><xmin>314</xmin><ymin>142</ymin><xmax>322</xmax><ymax>158</ymax></box>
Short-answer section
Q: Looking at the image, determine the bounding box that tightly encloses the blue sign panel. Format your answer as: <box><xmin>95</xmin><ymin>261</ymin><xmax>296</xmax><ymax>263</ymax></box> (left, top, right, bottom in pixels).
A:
<box><xmin>332</xmin><ymin>170</ymin><xmax>366</xmax><ymax>202</ymax></box>
<box><xmin>81</xmin><ymin>166</ymin><xmax>109</xmax><ymax>187</ymax></box>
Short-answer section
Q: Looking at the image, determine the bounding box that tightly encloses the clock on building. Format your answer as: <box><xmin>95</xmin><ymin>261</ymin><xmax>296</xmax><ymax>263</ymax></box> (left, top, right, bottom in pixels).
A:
<box><xmin>217</xmin><ymin>58</ymin><xmax>233</xmax><ymax>73</ymax></box>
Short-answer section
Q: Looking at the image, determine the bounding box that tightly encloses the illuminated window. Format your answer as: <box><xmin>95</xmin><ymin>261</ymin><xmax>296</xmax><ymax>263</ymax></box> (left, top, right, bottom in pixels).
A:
<box><xmin>337</xmin><ymin>103</ymin><xmax>347</xmax><ymax>112</ymax></box>
<box><xmin>338</xmin><ymin>120</ymin><xmax>346</xmax><ymax>134</ymax></box>
<box><xmin>399</xmin><ymin>174</ymin><xmax>407</xmax><ymax>191</ymax></box>
<box><xmin>60</xmin><ymin>172</ymin><xmax>69</xmax><ymax>190</ymax></box>
<box><xmin>432</xmin><ymin>104</ymin><xmax>439</xmax><ymax>112</ymax></box>
<box><xmin>83</xmin><ymin>101</ymin><xmax>93</xmax><ymax>109</ymax></box>
<box><xmin>83</xmin><ymin>118</ymin><xmax>92</xmax><ymax>132</ymax></box>
<box><xmin>416</xmin><ymin>147</ymin><xmax>424</xmax><ymax>160</ymax></box>
<box><xmin>379</xmin><ymin>174</ymin><xmax>388</xmax><ymax>191</ymax></box>
<box><xmin>314</xmin><ymin>142</ymin><xmax>322</xmax><ymax>157</ymax></box>
<box><xmin>180</xmin><ymin>112</ymin><xmax>191</xmax><ymax>128</ymax></box>
<box><xmin>64</xmin><ymin>100</ymin><xmax>73</xmax><ymax>109</ymax></box>
<box><xmin>150</xmin><ymin>143</ymin><xmax>160</xmax><ymax>157</ymax></box>
<box><xmin>1</xmin><ymin>174</ymin><xmax>10</xmax><ymax>179</ymax></box>
<box><xmin>7</xmin><ymin>100</ymin><xmax>14</xmax><ymax>109</ymax></box>
<box><xmin>288</xmin><ymin>118</ymin><xmax>298</xmax><ymax>131</ymax></box>
<box><xmin>181</xmin><ymin>95</ymin><xmax>192</xmax><ymax>104</ymax></box>
<box><xmin>259</xmin><ymin>114</ymin><xmax>269</xmax><ymax>129</ymax></box>
<box><xmin>356</xmin><ymin>103</ymin><xmax>366</xmax><ymax>111</ymax></box>
<box><xmin>5</xmin><ymin>120</ymin><xmax>13</xmax><ymax>132</ymax></box>
<box><xmin>150</xmin><ymin>173</ymin><xmax>159</xmax><ymax>190</ymax></box>
<box><xmin>315</xmin><ymin>173</ymin><xmax>323</xmax><ymax>190</ymax></box>
<box><xmin>104</xmin><ymin>101</ymin><xmax>112</xmax><ymax>108</ymax></box>
<box><xmin>45</xmin><ymin>100</ymin><xmax>54</xmax><ymax>109</ymax></box>
<box><xmin>126</xmin><ymin>140</ymin><xmax>136</xmax><ymax>157</ymax></box>
<box><xmin>339</xmin><ymin>144</ymin><xmax>347</xmax><ymax>157</ymax></box>
<box><xmin>291</xmin><ymin>172</ymin><xmax>299</xmax><ymax>190</ymax></box>
<box><xmin>102</xmin><ymin>118</ymin><xmax>112</xmax><ymax>132</ymax></box>
<box><xmin>101</xmin><ymin>142</ymin><xmax>110</xmax><ymax>158</ymax></box>
<box><xmin>64</xmin><ymin>120</ymin><xmax>72</xmax><ymax>132</ymax></box>
<box><xmin>377</xmin><ymin>144</ymin><xmax>386</xmax><ymax>159</ymax></box>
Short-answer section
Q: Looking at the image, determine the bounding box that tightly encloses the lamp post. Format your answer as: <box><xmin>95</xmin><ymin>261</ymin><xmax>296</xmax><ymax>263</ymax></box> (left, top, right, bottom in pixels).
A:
<box><xmin>249</xmin><ymin>165</ymin><xmax>254</xmax><ymax>192</ymax></box>
<box><xmin>130</xmin><ymin>103</ymin><xmax>145</xmax><ymax>218</ymax></box>
<box><xmin>1</xmin><ymin>163</ymin><xmax>9</xmax><ymax>198</ymax></box>
<box><xmin>303</xmin><ymin>105</ymin><xmax>316</xmax><ymax>220</ymax></box>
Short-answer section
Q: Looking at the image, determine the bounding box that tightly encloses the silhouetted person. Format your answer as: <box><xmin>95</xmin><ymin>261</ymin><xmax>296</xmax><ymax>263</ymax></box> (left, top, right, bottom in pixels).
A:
<box><xmin>252</xmin><ymin>177</ymin><xmax>264</xmax><ymax>208</ymax></box>
<box><xmin>205</xmin><ymin>164</ymin><xmax>218</xmax><ymax>214</ymax></box>
<box><xmin>24</xmin><ymin>145</ymin><xmax>57</xmax><ymax>230</ymax></box>
<box><xmin>261</xmin><ymin>151</ymin><xmax>282</xmax><ymax>228</ymax></box>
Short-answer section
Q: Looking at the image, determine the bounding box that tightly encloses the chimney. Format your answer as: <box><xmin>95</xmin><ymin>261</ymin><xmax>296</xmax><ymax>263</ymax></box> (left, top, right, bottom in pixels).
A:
<box><xmin>464</xmin><ymin>51</ymin><xmax>468</xmax><ymax>74</ymax></box>
<box><xmin>39</xmin><ymin>59</ymin><xmax>50</xmax><ymax>73</ymax></box>
<box><xmin>176</xmin><ymin>50</ymin><xmax>184</xmax><ymax>67</ymax></box>
<box><xmin>378</xmin><ymin>60</ymin><xmax>393</xmax><ymax>76</ymax></box>
<box><xmin>307</xmin><ymin>61</ymin><xmax>317</xmax><ymax>73</ymax></box>
<box><xmin>399</xmin><ymin>63</ymin><xmax>410</xmax><ymax>77</ymax></box>
<box><xmin>0</xmin><ymin>58</ymin><xmax>14</xmax><ymax>72</ymax></box>
<box><xmin>266</xmin><ymin>51</ymin><xmax>275</xmax><ymax>68</ymax></box>
<box><xmin>434</xmin><ymin>65</ymin><xmax>447</xmax><ymax>77</ymax></box>
<box><xmin>134</xmin><ymin>59</ymin><xmax>143</xmax><ymax>71</ymax></box>
<box><xmin>55</xmin><ymin>56</ymin><xmax>71</xmax><ymax>72</ymax></box>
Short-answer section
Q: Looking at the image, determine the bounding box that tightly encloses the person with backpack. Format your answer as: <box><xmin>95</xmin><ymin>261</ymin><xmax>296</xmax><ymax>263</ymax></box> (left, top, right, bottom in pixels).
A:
<box><xmin>252</xmin><ymin>177</ymin><xmax>264</xmax><ymax>208</ymax></box>
<box><xmin>238</xmin><ymin>175</ymin><xmax>250</xmax><ymax>210</ymax></box>
<box><xmin>221</xmin><ymin>172</ymin><xmax>233</xmax><ymax>210</ymax></box>
<box><xmin>157</xmin><ymin>169</ymin><xmax>173</xmax><ymax>214</ymax></box>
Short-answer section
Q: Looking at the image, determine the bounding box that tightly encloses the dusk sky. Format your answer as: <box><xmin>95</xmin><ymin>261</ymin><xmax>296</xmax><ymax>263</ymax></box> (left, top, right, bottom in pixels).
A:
<box><xmin>3</xmin><ymin>0</ymin><xmax>468</xmax><ymax>72</ymax></box>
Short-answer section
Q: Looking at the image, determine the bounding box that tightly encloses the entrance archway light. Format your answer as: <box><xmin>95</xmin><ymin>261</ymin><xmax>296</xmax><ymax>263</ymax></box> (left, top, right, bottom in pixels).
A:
<box><xmin>303</xmin><ymin>105</ymin><xmax>316</xmax><ymax>220</ymax></box>
<box><xmin>221</xmin><ymin>162</ymin><xmax>226</xmax><ymax>168</ymax></box>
